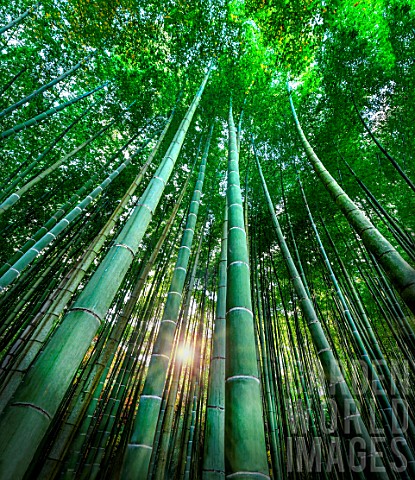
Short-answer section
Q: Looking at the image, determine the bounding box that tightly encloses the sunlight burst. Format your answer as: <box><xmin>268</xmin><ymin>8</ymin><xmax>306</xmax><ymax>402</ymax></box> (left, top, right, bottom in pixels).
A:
<box><xmin>176</xmin><ymin>345</ymin><xmax>193</xmax><ymax>364</ymax></box>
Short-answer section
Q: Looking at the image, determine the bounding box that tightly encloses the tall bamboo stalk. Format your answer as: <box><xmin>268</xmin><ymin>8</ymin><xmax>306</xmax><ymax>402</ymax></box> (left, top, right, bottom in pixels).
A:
<box><xmin>154</xmin><ymin>228</ymin><xmax>205</xmax><ymax>480</ymax></box>
<box><xmin>0</xmin><ymin>2</ymin><xmax>40</xmax><ymax>35</ymax></box>
<box><xmin>121</xmin><ymin>122</ymin><xmax>213</xmax><ymax>479</ymax></box>
<box><xmin>225</xmin><ymin>105</ymin><xmax>269</xmax><ymax>479</ymax></box>
<box><xmin>0</xmin><ymin>83</ymin><xmax>107</xmax><ymax>140</ymax></box>
<box><xmin>202</xmin><ymin>207</ymin><xmax>227</xmax><ymax>480</ymax></box>
<box><xmin>0</xmin><ymin>55</ymin><xmax>92</xmax><ymax>119</ymax></box>
<box><xmin>288</xmin><ymin>88</ymin><xmax>415</xmax><ymax>315</ymax></box>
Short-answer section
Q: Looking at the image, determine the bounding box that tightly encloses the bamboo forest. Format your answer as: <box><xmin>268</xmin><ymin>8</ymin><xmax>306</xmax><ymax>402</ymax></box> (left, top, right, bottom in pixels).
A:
<box><xmin>1</xmin><ymin>0</ymin><xmax>415</xmax><ymax>478</ymax></box>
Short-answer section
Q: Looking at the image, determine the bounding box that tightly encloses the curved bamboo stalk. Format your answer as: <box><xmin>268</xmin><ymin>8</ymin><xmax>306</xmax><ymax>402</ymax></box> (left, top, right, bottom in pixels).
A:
<box><xmin>299</xmin><ymin>177</ymin><xmax>415</xmax><ymax>475</ymax></box>
<box><xmin>288</xmin><ymin>88</ymin><xmax>415</xmax><ymax>315</ymax></box>
<box><xmin>344</xmin><ymin>160</ymin><xmax>415</xmax><ymax>257</ymax></box>
<box><xmin>321</xmin><ymin>219</ymin><xmax>415</xmax><ymax>439</ymax></box>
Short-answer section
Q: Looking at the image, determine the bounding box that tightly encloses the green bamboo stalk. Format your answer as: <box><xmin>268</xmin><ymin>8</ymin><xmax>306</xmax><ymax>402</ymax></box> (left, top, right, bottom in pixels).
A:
<box><xmin>144</xmin><ymin>147</ymin><xmax>203</xmax><ymax>479</ymax></box>
<box><xmin>0</xmin><ymin>134</ymin><xmax>156</xmax><ymax>290</ymax></box>
<box><xmin>253</xmin><ymin>138</ymin><xmax>388</xmax><ymax>478</ymax></box>
<box><xmin>40</xmin><ymin>160</ymin><xmax>195</xmax><ymax>479</ymax></box>
<box><xmin>0</xmin><ymin>55</ymin><xmax>92</xmax><ymax>119</ymax></box>
<box><xmin>202</xmin><ymin>207</ymin><xmax>227</xmax><ymax>480</ymax></box>
<box><xmin>0</xmin><ymin>99</ymin><xmax>100</xmax><ymax>201</ymax></box>
<box><xmin>288</xmin><ymin>88</ymin><xmax>415</xmax><ymax>315</ymax></box>
<box><xmin>121</xmin><ymin>122</ymin><xmax>212</xmax><ymax>479</ymax></box>
<box><xmin>244</xmin><ymin>153</ymin><xmax>251</xmax><ymax>264</ymax></box>
<box><xmin>351</xmin><ymin>94</ymin><xmax>415</xmax><ymax>194</ymax></box>
<box><xmin>165</xmin><ymin>374</ymin><xmax>188</xmax><ymax>477</ymax></box>
<box><xmin>63</xmin><ymin>255</ymin><xmax>174</xmax><ymax>479</ymax></box>
<box><xmin>183</xmin><ymin>390</ymin><xmax>198</xmax><ymax>480</ymax></box>
<box><xmin>322</xmin><ymin>219</ymin><xmax>412</xmax><ymax>390</ymax></box>
<box><xmin>0</xmin><ymin>65</ymin><xmax>210</xmax><ymax>480</ymax></box>
<box><xmin>178</xmin><ymin>358</ymin><xmax>197</xmax><ymax>479</ymax></box>
<box><xmin>0</xmin><ymin>2</ymin><xmax>40</xmax><ymax>35</ymax></box>
<box><xmin>344</xmin><ymin>160</ymin><xmax>415</xmax><ymax>258</ymax></box>
<box><xmin>0</xmin><ymin>218</ymin><xmax>88</xmax><ymax>365</ymax></box>
<box><xmin>225</xmin><ymin>105</ymin><xmax>269</xmax><ymax>479</ymax></box>
<box><xmin>162</xmin><ymin>283</ymin><xmax>201</xmax><ymax>479</ymax></box>
<box><xmin>253</xmin><ymin>251</ymin><xmax>282</xmax><ymax>480</ymax></box>
<box><xmin>154</xmin><ymin>229</ymin><xmax>204</xmax><ymax>480</ymax></box>
<box><xmin>84</xmin><ymin>215</ymin><xmax>190</xmax><ymax>480</ymax></box>
<box><xmin>236</xmin><ymin>102</ymin><xmax>245</xmax><ymax>154</ymax></box>
<box><xmin>108</xmin><ymin>236</ymin><xmax>184</xmax><ymax>476</ymax></box>
<box><xmin>0</xmin><ymin>83</ymin><xmax>107</xmax><ymax>140</ymax></box>
<box><xmin>147</xmin><ymin>207</ymin><xmax>201</xmax><ymax>480</ymax></box>
<box><xmin>184</xmin><ymin>282</ymin><xmax>209</xmax><ymax>480</ymax></box>
<box><xmin>0</xmin><ymin>105</ymin><xmax>127</xmax><ymax>215</ymax></box>
<box><xmin>0</xmin><ymin>67</ymin><xmax>27</xmax><ymax>97</ymax></box>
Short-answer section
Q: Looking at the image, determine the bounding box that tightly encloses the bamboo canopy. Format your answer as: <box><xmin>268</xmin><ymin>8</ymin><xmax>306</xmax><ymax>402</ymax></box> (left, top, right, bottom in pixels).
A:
<box><xmin>1</xmin><ymin>1</ymin><xmax>415</xmax><ymax>479</ymax></box>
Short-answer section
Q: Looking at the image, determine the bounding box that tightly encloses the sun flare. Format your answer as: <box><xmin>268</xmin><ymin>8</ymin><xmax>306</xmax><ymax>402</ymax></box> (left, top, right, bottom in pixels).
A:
<box><xmin>176</xmin><ymin>345</ymin><xmax>193</xmax><ymax>363</ymax></box>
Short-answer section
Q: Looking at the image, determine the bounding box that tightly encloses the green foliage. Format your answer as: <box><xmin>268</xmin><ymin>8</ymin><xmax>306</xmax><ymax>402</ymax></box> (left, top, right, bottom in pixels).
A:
<box><xmin>1</xmin><ymin>0</ymin><xmax>415</xmax><ymax>477</ymax></box>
